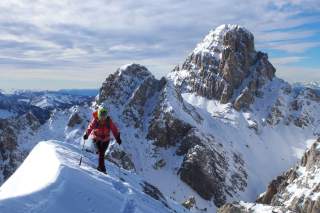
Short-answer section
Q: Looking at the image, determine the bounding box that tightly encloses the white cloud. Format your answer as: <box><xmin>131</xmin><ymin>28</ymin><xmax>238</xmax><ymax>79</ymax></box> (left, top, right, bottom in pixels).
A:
<box><xmin>0</xmin><ymin>0</ymin><xmax>319</xmax><ymax>89</ymax></box>
<box><xmin>270</xmin><ymin>56</ymin><xmax>305</xmax><ymax>65</ymax></box>
<box><xmin>109</xmin><ymin>45</ymin><xmax>139</xmax><ymax>52</ymax></box>
<box><xmin>277</xmin><ymin>66</ymin><xmax>320</xmax><ymax>83</ymax></box>
<box><xmin>256</xmin><ymin>30</ymin><xmax>318</xmax><ymax>43</ymax></box>
<box><xmin>265</xmin><ymin>41</ymin><xmax>320</xmax><ymax>53</ymax></box>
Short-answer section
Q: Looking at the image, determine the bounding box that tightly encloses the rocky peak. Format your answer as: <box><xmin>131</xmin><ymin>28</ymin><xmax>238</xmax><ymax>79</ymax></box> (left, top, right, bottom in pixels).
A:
<box><xmin>97</xmin><ymin>63</ymin><xmax>154</xmax><ymax>106</ymax></box>
<box><xmin>170</xmin><ymin>24</ymin><xmax>275</xmax><ymax>110</ymax></box>
<box><xmin>117</xmin><ymin>63</ymin><xmax>152</xmax><ymax>79</ymax></box>
<box><xmin>193</xmin><ymin>24</ymin><xmax>254</xmax><ymax>63</ymax></box>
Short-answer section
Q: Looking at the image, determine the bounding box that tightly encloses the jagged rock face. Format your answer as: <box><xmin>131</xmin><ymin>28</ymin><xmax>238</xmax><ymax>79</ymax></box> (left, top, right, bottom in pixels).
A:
<box><xmin>217</xmin><ymin>203</ymin><xmax>248</xmax><ymax>213</ymax></box>
<box><xmin>97</xmin><ymin>64</ymin><xmax>154</xmax><ymax>106</ymax></box>
<box><xmin>179</xmin><ymin>143</ymin><xmax>228</xmax><ymax>206</ymax></box>
<box><xmin>220</xmin><ymin>140</ymin><xmax>320</xmax><ymax>213</ymax></box>
<box><xmin>268</xmin><ymin>141</ymin><xmax>320</xmax><ymax>213</ymax></box>
<box><xmin>0</xmin><ymin>119</ymin><xmax>22</xmax><ymax>182</ymax></box>
<box><xmin>219</xmin><ymin>26</ymin><xmax>255</xmax><ymax>90</ymax></box>
<box><xmin>106</xmin><ymin>145</ymin><xmax>135</xmax><ymax>171</ymax></box>
<box><xmin>122</xmin><ymin>76</ymin><xmax>166</xmax><ymax>129</ymax></box>
<box><xmin>67</xmin><ymin>112</ymin><xmax>83</xmax><ymax>128</ymax></box>
<box><xmin>98</xmin><ymin>63</ymin><xmax>170</xmax><ymax>135</ymax></box>
<box><xmin>218</xmin><ymin>140</ymin><xmax>320</xmax><ymax>213</ymax></box>
<box><xmin>17</xmin><ymin>112</ymin><xmax>41</xmax><ymax>131</ymax></box>
<box><xmin>177</xmin><ymin>130</ymin><xmax>247</xmax><ymax>207</ymax></box>
<box><xmin>140</xmin><ymin>181</ymin><xmax>169</xmax><ymax>208</ymax></box>
<box><xmin>255</xmin><ymin>170</ymin><xmax>295</xmax><ymax>204</ymax></box>
<box><xmin>182</xmin><ymin>196</ymin><xmax>196</xmax><ymax>210</ymax></box>
<box><xmin>169</xmin><ymin>24</ymin><xmax>275</xmax><ymax>110</ymax></box>
<box><xmin>0</xmin><ymin>112</ymin><xmax>44</xmax><ymax>183</ymax></box>
<box><xmin>301</xmin><ymin>140</ymin><xmax>320</xmax><ymax>169</ymax></box>
<box><xmin>266</xmin><ymin>85</ymin><xmax>320</xmax><ymax>128</ymax></box>
<box><xmin>147</xmin><ymin>81</ymin><xmax>202</xmax><ymax>147</ymax></box>
<box><xmin>147</xmin><ymin>111</ymin><xmax>193</xmax><ymax>147</ymax></box>
<box><xmin>218</xmin><ymin>202</ymin><xmax>286</xmax><ymax>213</ymax></box>
<box><xmin>97</xmin><ymin>63</ymin><xmax>167</xmax><ymax>131</ymax></box>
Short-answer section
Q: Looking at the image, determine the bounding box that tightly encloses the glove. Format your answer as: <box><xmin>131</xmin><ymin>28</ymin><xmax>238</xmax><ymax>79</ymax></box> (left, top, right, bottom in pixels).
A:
<box><xmin>117</xmin><ymin>138</ymin><xmax>122</xmax><ymax>145</ymax></box>
<box><xmin>83</xmin><ymin>134</ymin><xmax>89</xmax><ymax>140</ymax></box>
<box><xmin>116</xmin><ymin>134</ymin><xmax>122</xmax><ymax>145</ymax></box>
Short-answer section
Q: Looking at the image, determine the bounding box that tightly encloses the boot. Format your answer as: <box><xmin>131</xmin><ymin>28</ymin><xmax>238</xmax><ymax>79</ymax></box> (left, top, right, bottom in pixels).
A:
<box><xmin>97</xmin><ymin>166</ymin><xmax>107</xmax><ymax>174</ymax></box>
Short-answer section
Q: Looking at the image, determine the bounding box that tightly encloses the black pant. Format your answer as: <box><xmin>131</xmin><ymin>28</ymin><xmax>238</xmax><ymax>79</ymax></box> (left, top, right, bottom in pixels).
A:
<box><xmin>93</xmin><ymin>140</ymin><xmax>109</xmax><ymax>172</ymax></box>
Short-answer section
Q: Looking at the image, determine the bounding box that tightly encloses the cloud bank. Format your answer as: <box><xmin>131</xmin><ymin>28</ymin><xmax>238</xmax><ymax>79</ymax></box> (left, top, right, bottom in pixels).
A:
<box><xmin>0</xmin><ymin>0</ymin><xmax>319</xmax><ymax>89</ymax></box>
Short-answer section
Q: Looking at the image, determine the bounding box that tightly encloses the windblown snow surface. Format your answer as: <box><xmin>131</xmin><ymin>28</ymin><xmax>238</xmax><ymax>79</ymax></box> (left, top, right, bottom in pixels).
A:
<box><xmin>0</xmin><ymin>140</ymin><xmax>185</xmax><ymax>213</ymax></box>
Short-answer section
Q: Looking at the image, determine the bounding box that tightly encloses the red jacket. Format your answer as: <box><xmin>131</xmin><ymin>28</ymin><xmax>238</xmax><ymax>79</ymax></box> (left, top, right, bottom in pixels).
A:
<box><xmin>86</xmin><ymin>111</ymin><xmax>120</xmax><ymax>142</ymax></box>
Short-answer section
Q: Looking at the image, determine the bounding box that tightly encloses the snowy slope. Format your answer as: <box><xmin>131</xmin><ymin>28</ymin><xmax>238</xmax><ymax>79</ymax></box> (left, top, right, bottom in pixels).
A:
<box><xmin>0</xmin><ymin>140</ymin><xmax>185</xmax><ymax>213</ymax></box>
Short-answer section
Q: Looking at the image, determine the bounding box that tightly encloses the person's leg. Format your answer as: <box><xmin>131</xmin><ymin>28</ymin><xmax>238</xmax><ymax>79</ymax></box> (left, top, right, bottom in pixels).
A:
<box><xmin>97</xmin><ymin>141</ymin><xmax>109</xmax><ymax>172</ymax></box>
<box><xmin>97</xmin><ymin>140</ymin><xmax>104</xmax><ymax>172</ymax></box>
<box><xmin>93</xmin><ymin>139</ymin><xmax>99</xmax><ymax>154</ymax></box>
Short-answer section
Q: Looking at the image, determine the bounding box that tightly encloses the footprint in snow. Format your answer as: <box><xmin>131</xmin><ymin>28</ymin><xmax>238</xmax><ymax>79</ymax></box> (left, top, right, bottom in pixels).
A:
<box><xmin>121</xmin><ymin>199</ymin><xmax>136</xmax><ymax>213</ymax></box>
<box><xmin>112</xmin><ymin>180</ymin><xmax>129</xmax><ymax>194</ymax></box>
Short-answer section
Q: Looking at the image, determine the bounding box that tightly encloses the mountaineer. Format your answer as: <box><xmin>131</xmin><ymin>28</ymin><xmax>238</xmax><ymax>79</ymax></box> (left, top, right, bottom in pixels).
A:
<box><xmin>83</xmin><ymin>105</ymin><xmax>121</xmax><ymax>173</ymax></box>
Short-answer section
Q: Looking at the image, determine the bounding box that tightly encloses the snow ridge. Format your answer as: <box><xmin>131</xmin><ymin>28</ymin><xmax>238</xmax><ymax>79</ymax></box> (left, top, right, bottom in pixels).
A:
<box><xmin>0</xmin><ymin>141</ymin><xmax>184</xmax><ymax>213</ymax></box>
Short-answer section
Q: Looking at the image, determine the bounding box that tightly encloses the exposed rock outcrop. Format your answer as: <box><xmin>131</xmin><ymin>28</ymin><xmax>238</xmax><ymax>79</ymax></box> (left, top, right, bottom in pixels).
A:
<box><xmin>179</xmin><ymin>143</ymin><xmax>227</xmax><ymax>206</ymax></box>
<box><xmin>122</xmin><ymin>76</ymin><xmax>166</xmax><ymax>129</ymax></box>
<box><xmin>0</xmin><ymin>119</ymin><xmax>22</xmax><ymax>182</ymax></box>
<box><xmin>177</xmin><ymin>130</ymin><xmax>247</xmax><ymax>207</ymax></box>
<box><xmin>219</xmin><ymin>139</ymin><xmax>320</xmax><ymax>213</ymax></box>
<box><xmin>106</xmin><ymin>146</ymin><xmax>135</xmax><ymax>171</ymax></box>
<box><xmin>264</xmin><ymin>140</ymin><xmax>320</xmax><ymax>213</ymax></box>
<box><xmin>97</xmin><ymin>64</ymin><xmax>155</xmax><ymax>106</ymax></box>
<box><xmin>67</xmin><ymin>112</ymin><xmax>83</xmax><ymax>128</ymax></box>
<box><xmin>217</xmin><ymin>203</ymin><xmax>248</xmax><ymax>213</ymax></box>
<box><xmin>17</xmin><ymin>111</ymin><xmax>41</xmax><ymax>131</ymax></box>
<box><xmin>169</xmin><ymin>24</ymin><xmax>275</xmax><ymax>111</ymax></box>
<box><xmin>266</xmin><ymin>84</ymin><xmax>319</xmax><ymax>128</ymax></box>
<box><xmin>182</xmin><ymin>196</ymin><xmax>196</xmax><ymax>210</ymax></box>
<box><xmin>147</xmin><ymin>111</ymin><xmax>193</xmax><ymax>147</ymax></box>
<box><xmin>141</xmin><ymin>181</ymin><xmax>169</xmax><ymax>208</ymax></box>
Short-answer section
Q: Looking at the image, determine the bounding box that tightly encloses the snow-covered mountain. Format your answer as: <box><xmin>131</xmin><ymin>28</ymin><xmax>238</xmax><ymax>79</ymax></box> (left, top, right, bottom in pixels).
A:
<box><xmin>218</xmin><ymin>138</ymin><xmax>320</xmax><ymax>213</ymax></box>
<box><xmin>10</xmin><ymin>90</ymin><xmax>95</xmax><ymax>110</ymax></box>
<box><xmin>94</xmin><ymin>25</ymin><xmax>320</xmax><ymax>211</ymax></box>
<box><xmin>1</xmin><ymin>24</ymin><xmax>320</xmax><ymax>213</ymax></box>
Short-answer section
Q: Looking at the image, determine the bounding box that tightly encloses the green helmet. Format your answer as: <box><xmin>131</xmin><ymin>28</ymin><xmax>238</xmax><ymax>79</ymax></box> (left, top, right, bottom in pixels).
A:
<box><xmin>98</xmin><ymin>106</ymin><xmax>108</xmax><ymax>120</ymax></box>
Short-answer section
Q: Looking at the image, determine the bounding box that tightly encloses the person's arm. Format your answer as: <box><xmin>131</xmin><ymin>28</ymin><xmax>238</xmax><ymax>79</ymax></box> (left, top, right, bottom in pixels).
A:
<box><xmin>110</xmin><ymin>118</ymin><xmax>121</xmax><ymax>144</ymax></box>
<box><xmin>84</xmin><ymin>118</ymin><xmax>97</xmax><ymax>138</ymax></box>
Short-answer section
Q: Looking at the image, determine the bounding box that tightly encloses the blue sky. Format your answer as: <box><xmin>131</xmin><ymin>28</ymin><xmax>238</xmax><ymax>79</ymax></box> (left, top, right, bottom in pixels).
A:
<box><xmin>0</xmin><ymin>0</ymin><xmax>319</xmax><ymax>90</ymax></box>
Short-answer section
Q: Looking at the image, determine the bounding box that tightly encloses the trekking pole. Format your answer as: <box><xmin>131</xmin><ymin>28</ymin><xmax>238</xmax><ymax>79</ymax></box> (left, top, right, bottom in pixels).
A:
<box><xmin>118</xmin><ymin>150</ymin><xmax>125</xmax><ymax>181</ymax></box>
<box><xmin>118</xmin><ymin>160</ymin><xmax>121</xmax><ymax>179</ymax></box>
<box><xmin>79</xmin><ymin>139</ymin><xmax>86</xmax><ymax>166</ymax></box>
